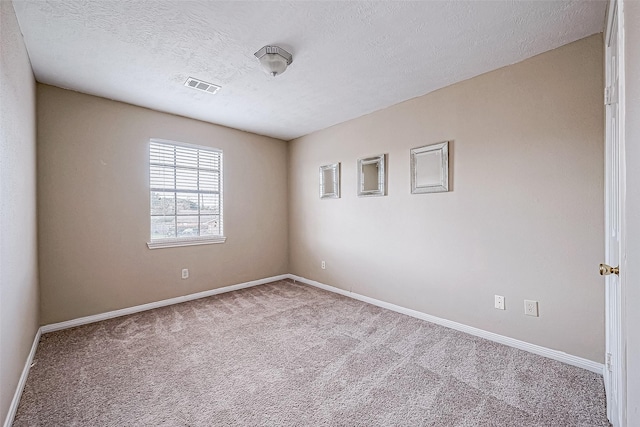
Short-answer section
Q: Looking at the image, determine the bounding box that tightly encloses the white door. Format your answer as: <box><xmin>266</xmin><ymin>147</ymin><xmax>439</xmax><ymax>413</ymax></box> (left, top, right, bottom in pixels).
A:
<box><xmin>603</xmin><ymin>1</ymin><xmax>624</xmax><ymax>425</ymax></box>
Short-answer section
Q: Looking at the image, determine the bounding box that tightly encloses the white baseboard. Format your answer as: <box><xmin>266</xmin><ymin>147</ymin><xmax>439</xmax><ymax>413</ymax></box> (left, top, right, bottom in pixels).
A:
<box><xmin>12</xmin><ymin>271</ymin><xmax>602</xmax><ymax>427</ymax></box>
<box><xmin>41</xmin><ymin>274</ymin><xmax>289</xmax><ymax>333</ymax></box>
<box><xmin>287</xmin><ymin>274</ymin><xmax>604</xmax><ymax>375</ymax></box>
<box><xmin>5</xmin><ymin>273</ymin><xmax>603</xmax><ymax>427</ymax></box>
<box><xmin>3</xmin><ymin>327</ymin><xmax>41</xmax><ymax>427</ymax></box>
<box><xmin>7</xmin><ymin>275</ymin><xmax>288</xmax><ymax>426</ymax></box>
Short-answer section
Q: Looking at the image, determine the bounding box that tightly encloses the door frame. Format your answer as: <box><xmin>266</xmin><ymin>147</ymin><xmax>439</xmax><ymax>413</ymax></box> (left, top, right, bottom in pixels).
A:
<box><xmin>604</xmin><ymin>0</ymin><xmax>627</xmax><ymax>425</ymax></box>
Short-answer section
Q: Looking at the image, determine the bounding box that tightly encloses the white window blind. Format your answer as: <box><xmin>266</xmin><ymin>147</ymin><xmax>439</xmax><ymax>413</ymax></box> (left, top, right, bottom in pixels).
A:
<box><xmin>148</xmin><ymin>139</ymin><xmax>225</xmax><ymax>249</ymax></box>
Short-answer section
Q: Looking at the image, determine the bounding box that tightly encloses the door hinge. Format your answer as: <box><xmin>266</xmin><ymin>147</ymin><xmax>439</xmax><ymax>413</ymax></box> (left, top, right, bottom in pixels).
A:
<box><xmin>605</xmin><ymin>86</ymin><xmax>618</xmax><ymax>105</ymax></box>
<box><xmin>606</xmin><ymin>352</ymin><xmax>612</xmax><ymax>371</ymax></box>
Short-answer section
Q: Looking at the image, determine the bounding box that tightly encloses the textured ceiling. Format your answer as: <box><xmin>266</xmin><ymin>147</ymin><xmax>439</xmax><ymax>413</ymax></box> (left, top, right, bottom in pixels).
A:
<box><xmin>13</xmin><ymin>1</ymin><xmax>606</xmax><ymax>141</ymax></box>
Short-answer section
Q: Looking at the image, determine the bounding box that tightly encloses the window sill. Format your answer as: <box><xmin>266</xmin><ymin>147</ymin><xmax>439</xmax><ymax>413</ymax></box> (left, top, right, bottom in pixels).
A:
<box><xmin>147</xmin><ymin>236</ymin><xmax>227</xmax><ymax>250</ymax></box>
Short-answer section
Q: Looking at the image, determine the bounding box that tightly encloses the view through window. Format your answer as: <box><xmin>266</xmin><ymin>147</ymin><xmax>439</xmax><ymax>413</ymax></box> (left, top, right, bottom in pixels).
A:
<box><xmin>149</xmin><ymin>139</ymin><xmax>223</xmax><ymax>246</ymax></box>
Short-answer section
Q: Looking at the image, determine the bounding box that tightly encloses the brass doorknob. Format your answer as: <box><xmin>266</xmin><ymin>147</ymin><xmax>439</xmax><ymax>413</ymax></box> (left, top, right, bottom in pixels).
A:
<box><xmin>599</xmin><ymin>264</ymin><xmax>619</xmax><ymax>276</ymax></box>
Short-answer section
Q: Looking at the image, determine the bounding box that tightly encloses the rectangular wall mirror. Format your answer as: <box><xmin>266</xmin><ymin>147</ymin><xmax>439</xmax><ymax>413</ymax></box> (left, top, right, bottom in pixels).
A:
<box><xmin>319</xmin><ymin>163</ymin><xmax>340</xmax><ymax>199</ymax></box>
<box><xmin>357</xmin><ymin>154</ymin><xmax>386</xmax><ymax>197</ymax></box>
<box><xmin>411</xmin><ymin>141</ymin><xmax>449</xmax><ymax>194</ymax></box>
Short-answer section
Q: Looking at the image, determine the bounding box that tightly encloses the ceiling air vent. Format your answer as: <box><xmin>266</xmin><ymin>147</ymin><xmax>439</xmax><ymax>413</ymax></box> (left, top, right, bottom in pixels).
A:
<box><xmin>184</xmin><ymin>77</ymin><xmax>221</xmax><ymax>94</ymax></box>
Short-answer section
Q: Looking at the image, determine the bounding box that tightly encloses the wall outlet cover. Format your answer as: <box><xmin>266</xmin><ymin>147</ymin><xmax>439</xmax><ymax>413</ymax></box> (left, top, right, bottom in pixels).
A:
<box><xmin>524</xmin><ymin>300</ymin><xmax>539</xmax><ymax>317</ymax></box>
<box><xmin>494</xmin><ymin>295</ymin><xmax>505</xmax><ymax>310</ymax></box>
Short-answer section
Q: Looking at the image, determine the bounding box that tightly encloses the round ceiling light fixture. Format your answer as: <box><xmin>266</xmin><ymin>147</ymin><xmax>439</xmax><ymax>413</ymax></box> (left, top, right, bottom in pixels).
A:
<box><xmin>254</xmin><ymin>45</ymin><xmax>293</xmax><ymax>77</ymax></box>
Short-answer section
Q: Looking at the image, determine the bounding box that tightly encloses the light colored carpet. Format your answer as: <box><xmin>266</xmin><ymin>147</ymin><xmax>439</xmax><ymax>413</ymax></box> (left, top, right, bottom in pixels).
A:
<box><xmin>14</xmin><ymin>279</ymin><xmax>609</xmax><ymax>426</ymax></box>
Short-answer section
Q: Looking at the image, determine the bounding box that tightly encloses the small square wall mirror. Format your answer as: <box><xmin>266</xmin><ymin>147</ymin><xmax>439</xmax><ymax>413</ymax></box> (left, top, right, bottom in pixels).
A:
<box><xmin>319</xmin><ymin>163</ymin><xmax>340</xmax><ymax>199</ymax></box>
<box><xmin>411</xmin><ymin>141</ymin><xmax>449</xmax><ymax>194</ymax></box>
<box><xmin>357</xmin><ymin>154</ymin><xmax>386</xmax><ymax>197</ymax></box>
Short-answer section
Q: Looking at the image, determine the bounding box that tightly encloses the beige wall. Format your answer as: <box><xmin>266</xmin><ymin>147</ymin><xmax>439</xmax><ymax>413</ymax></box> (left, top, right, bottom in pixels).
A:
<box><xmin>623</xmin><ymin>0</ymin><xmax>640</xmax><ymax>423</ymax></box>
<box><xmin>37</xmin><ymin>85</ymin><xmax>289</xmax><ymax>324</ymax></box>
<box><xmin>0</xmin><ymin>1</ymin><xmax>39</xmax><ymax>424</ymax></box>
<box><xmin>288</xmin><ymin>35</ymin><xmax>605</xmax><ymax>362</ymax></box>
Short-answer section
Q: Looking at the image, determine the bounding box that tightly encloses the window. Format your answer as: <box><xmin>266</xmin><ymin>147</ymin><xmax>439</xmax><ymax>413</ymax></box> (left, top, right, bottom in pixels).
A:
<box><xmin>147</xmin><ymin>139</ymin><xmax>225</xmax><ymax>249</ymax></box>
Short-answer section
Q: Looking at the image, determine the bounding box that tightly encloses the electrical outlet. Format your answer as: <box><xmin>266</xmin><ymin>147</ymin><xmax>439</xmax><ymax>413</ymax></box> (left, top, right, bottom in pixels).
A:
<box><xmin>524</xmin><ymin>300</ymin><xmax>539</xmax><ymax>317</ymax></box>
<box><xmin>494</xmin><ymin>295</ymin><xmax>505</xmax><ymax>310</ymax></box>
<box><xmin>321</xmin><ymin>261</ymin><xmax>326</xmax><ymax>270</ymax></box>
<box><xmin>181</xmin><ymin>268</ymin><xmax>189</xmax><ymax>279</ymax></box>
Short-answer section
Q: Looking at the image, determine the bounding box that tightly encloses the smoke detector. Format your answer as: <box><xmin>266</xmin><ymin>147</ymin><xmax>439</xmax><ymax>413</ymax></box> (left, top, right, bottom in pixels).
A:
<box><xmin>184</xmin><ymin>77</ymin><xmax>221</xmax><ymax>94</ymax></box>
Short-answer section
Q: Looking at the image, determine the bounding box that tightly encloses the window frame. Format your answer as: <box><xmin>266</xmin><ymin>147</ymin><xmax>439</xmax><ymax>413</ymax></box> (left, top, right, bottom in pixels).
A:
<box><xmin>147</xmin><ymin>138</ymin><xmax>226</xmax><ymax>249</ymax></box>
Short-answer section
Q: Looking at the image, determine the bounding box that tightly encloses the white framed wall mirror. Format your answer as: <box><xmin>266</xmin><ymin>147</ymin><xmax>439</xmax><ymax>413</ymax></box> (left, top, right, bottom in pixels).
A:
<box><xmin>319</xmin><ymin>163</ymin><xmax>340</xmax><ymax>199</ymax></box>
<box><xmin>411</xmin><ymin>141</ymin><xmax>449</xmax><ymax>194</ymax></box>
<box><xmin>357</xmin><ymin>154</ymin><xmax>386</xmax><ymax>197</ymax></box>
